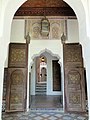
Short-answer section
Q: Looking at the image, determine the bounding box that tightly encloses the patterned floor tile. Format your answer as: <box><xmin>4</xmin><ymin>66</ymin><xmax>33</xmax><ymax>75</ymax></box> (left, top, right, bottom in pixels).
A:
<box><xmin>33</xmin><ymin>116</ymin><xmax>43</xmax><ymax>120</ymax></box>
<box><xmin>61</xmin><ymin>115</ymin><xmax>73</xmax><ymax>120</ymax></box>
<box><xmin>54</xmin><ymin>113</ymin><xmax>63</xmax><ymax>117</ymax></box>
<box><xmin>48</xmin><ymin>116</ymin><xmax>58</xmax><ymax>120</ymax></box>
<box><xmin>41</xmin><ymin>113</ymin><xmax>50</xmax><ymax>117</ymax></box>
<box><xmin>2</xmin><ymin>111</ymin><xmax>88</xmax><ymax>120</ymax></box>
<box><xmin>2</xmin><ymin>95</ymin><xmax>89</xmax><ymax>120</ymax></box>
<box><xmin>28</xmin><ymin>113</ymin><xmax>36</xmax><ymax>117</ymax></box>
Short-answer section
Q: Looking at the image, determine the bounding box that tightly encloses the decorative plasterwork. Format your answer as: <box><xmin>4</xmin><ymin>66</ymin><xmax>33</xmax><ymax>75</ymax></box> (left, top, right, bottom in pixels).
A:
<box><xmin>24</xmin><ymin>17</ymin><xmax>67</xmax><ymax>40</ymax></box>
<box><xmin>30</xmin><ymin>48</ymin><xmax>61</xmax><ymax>66</ymax></box>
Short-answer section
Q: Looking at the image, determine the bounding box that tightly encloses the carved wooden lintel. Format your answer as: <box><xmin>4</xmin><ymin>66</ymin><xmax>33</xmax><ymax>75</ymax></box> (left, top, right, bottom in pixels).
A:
<box><xmin>15</xmin><ymin>7</ymin><xmax>76</xmax><ymax>16</ymax></box>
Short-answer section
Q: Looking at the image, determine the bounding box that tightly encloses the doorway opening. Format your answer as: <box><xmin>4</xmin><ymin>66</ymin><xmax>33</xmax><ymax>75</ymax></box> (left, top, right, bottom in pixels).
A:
<box><xmin>30</xmin><ymin>50</ymin><xmax>63</xmax><ymax>111</ymax></box>
<box><xmin>35</xmin><ymin>55</ymin><xmax>47</xmax><ymax>95</ymax></box>
<box><xmin>38</xmin><ymin>56</ymin><xmax>47</xmax><ymax>83</ymax></box>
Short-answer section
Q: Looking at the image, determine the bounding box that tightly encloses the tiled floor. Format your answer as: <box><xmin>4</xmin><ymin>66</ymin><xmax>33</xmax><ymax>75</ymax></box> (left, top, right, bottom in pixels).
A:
<box><xmin>2</xmin><ymin>111</ymin><xmax>88</xmax><ymax>120</ymax></box>
<box><xmin>30</xmin><ymin>95</ymin><xmax>63</xmax><ymax>110</ymax></box>
<box><xmin>2</xmin><ymin>95</ymin><xmax>88</xmax><ymax>120</ymax></box>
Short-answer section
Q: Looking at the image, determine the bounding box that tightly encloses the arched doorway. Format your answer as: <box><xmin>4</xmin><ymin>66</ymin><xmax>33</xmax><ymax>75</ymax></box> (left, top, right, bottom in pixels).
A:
<box><xmin>30</xmin><ymin>50</ymin><xmax>63</xmax><ymax>110</ymax></box>
<box><xmin>0</xmin><ymin>0</ymin><xmax>88</xmax><ymax>119</ymax></box>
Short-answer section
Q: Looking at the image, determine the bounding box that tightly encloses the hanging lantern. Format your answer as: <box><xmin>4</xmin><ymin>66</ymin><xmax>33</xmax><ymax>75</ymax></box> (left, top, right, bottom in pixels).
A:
<box><xmin>41</xmin><ymin>16</ymin><xmax>50</xmax><ymax>37</ymax></box>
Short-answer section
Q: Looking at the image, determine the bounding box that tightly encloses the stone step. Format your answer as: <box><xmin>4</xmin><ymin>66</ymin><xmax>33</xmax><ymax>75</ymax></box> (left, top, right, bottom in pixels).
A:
<box><xmin>35</xmin><ymin>83</ymin><xmax>47</xmax><ymax>95</ymax></box>
<box><xmin>36</xmin><ymin>84</ymin><xmax>46</xmax><ymax>87</ymax></box>
<box><xmin>36</xmin><ymin>90</ymin><xmax>46</xmax><ymax>92</ymax></box>
<box><xmin>35</xmin><ymin>92</ymin><xmax>46</xmax><ymax>95</ymax></box>
<box><xmin>36</xmin><ymin>86</ymin><xmax>46</xmax><ymax>89</ymax></box>
<box><xmin>36</xmin><ymin>87</ymin><xmax>46</xmax><ymax>91</ymax></box>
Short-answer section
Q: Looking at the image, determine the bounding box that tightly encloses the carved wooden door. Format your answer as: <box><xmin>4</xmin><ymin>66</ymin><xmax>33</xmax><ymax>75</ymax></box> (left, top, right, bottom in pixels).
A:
<box><xmin>64</xmin><ymin>67</ymin><xmax>86</xmax><ymax>112</ymax></box>
<box><xmin>6</xmin><ymin>43</ymin><xmax>28</xmax><ymax>112</ymax></box>
<box><xmin>63</xmin><ymin>43</ymin><xmax>86</xmax><ymax>112</ymax></box>
<box><xmin>6</xmin><ymin>68</ymin><xmax>27</xmax><ymax>112</ymax></box>
<box><xmin>2</xmin><ymin>68</ymin><xmax>8</xmax><ymax>112</ymax></box>
<box><xmin>8</xmin><ymin>43</ymin><xmax>28</xmax><ymax>68</ymax></box>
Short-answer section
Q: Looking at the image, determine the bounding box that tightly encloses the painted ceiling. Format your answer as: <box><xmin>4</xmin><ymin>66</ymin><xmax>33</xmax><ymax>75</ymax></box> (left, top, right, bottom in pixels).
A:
<box><xmin>15</xmin><ymin>0</ymin><xmax>76</xmax><ymax>16</ymax></box>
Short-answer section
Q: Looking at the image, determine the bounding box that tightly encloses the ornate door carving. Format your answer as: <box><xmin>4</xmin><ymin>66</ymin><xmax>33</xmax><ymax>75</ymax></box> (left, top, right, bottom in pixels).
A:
<box><xmin>63</xmin><ymin>43</ymin><xmax>86</xmax><ymax>112</ymax></box>
<box><xmin>6</xmin><ymin>43</ymin><xmax>28</xmax><ymax>112</ymax></box>
<box><xmin>6</xmin><ymin>68</ymin><xmax>27</xmax><ymax>112</ymax></box>
<box><xmin>64</xmin><ymin>68</ymin><xmax>86</xmax><ymax>112</ymax></box>
<box><xmin>8</xmin><ymin>43</ymin><xmax>28</xmax><ymax>68</ymax></box>
<box><xmin>2</xmin><ymin>68</ymin><xmax>8</xmax><ymax>112</ymax></box>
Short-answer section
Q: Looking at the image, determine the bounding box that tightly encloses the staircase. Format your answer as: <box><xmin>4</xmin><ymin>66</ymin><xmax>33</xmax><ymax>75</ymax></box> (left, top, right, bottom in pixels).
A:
<box><xmin>35</xmin><ymin>83</ymin><xmax>47</xmax><ymax>95</ymax></box>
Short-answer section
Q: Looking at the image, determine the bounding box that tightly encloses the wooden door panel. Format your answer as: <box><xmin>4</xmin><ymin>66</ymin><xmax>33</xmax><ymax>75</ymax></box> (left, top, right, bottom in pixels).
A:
<box><xmin>52</xmin><ymin>60</ymin><xmax>61</xmax><ymax>91</ymax></box>
<box><xmin>6</xmin><ymin>68</ymin><xmax>27</xmax><ymax>112</ymax></box>
<box><xmin>2</xmin><ymin>68</ymin><xmax>8</xmax><ymax>112</ymax></box>
<box><xmin>8</xmin><ymin>43</ymin><xmax>28</xmax><ymax>68</ymax></box>
<box><xmin>63</xmin><ymin>43</ymin><xmax>86</xmax><ymax>112</ymax></box>
<box><xmin>63</xmin><ymin>43</ymin><xmax>83</xmax><ymax>68</ymax></box>
<box><xmin>64</xmin><ymin>67</ymin><xmax>86</xmax><ymax>112</ymax></box>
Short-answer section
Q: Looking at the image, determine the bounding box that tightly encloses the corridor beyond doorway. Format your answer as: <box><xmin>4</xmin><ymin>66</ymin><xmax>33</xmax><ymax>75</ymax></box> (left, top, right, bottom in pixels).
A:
<box><xmin>30</xmin><ymin>95</ymin><xmax>63</xmax><ymax>111</ymax></box>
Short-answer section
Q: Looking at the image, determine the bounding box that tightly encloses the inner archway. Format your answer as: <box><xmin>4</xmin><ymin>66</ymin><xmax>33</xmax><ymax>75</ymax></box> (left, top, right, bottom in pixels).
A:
<box><xmin>0</xmin><ymin>0</ymin><xmax>88</xmax><ymax>119</ymax></box>
<box><xmin>30</xmin><ymin>50</ymin><xmax>63</xmax><ymax>110</ymax></box>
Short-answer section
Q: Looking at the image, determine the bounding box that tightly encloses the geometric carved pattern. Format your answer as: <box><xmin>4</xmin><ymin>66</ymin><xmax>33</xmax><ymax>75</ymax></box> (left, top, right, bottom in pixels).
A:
<box><xmin>65</xmin><ymin>49</ymin><xmax>81</xmax><ymax>62</ymax></box>
<box><xmin>52</xmin><ymin>26</ymin><xmax>59</xmax><ymax>39</ymax></box>
<box><xmin>3</xmin><ymin>68</ymin><xmax>8</xmax><ymax>100</ymax></box>
<box><xmin>11</xmin><ymin>70</ymin><xmax>24</xmax><ymax>85</ymax></box>
<box><xmin>32</xmin><ymin>26</ymin><xmax>40</xmax><ymax>39</ymax></box>
<box><xmin>6</xmin><ymin>43</ymin><xmax>28</xmax><ymax>112</ymax></box>
<box><xmin>15</xmin><ymin>7</ymin><xmax>76</xmax><ymax>17</ymax></box>
<box><xmin>69</xmin><ymin>93</ymin><xmax>81</xmax><ymax>104</ymax></box>
<box><xmin>6</xmin><ymin>68</ymin><xmax>27</xmax><ymax>112</ymax></box>
<box><xmin>8</xmin><ymin>43</ymin><xmax>28</xmax><ymax>68</ymax></box>
<box><xmin>2</xmin><ymin>68</ymin><xmax>8</xmax><ymax>112</ymax></box>
<box><xmin>68</xmin><ymin>70</ymin><xmax>81</xmax><ymax>85</ymax></box>
<box><xmin>10</xmin><ymin>49</ymin><xmax>26</xmax><ymax>63</ymax></box>
<box><xmin>64</xmin><ymin>43</ymin><xmax>83</xmax><ymax>67</ymax></box>
<box><xmin>10</xmin><ymin>93</ymin><xmax>23</xmax><ymax>110</ymax></box>
<box><xmin>64</xmin><ymin>43</ymin><xmax>86</xmax><ymax>112</ymax></box>
<box><xmin>65</xmin><ymin>68</ymin><xmax>86</xmax><ymax>112</ymax></box>
<box><xmin>25</xmin><ymin>18</ymin><xmax>66</xmax><ymax>40</ymax></box>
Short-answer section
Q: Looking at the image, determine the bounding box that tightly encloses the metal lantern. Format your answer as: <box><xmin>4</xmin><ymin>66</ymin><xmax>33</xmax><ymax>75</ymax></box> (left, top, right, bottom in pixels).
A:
<box><xmin>41</xmin><ymin>17</ymin><xmax>50</xmax><ymax>37</ymax></box>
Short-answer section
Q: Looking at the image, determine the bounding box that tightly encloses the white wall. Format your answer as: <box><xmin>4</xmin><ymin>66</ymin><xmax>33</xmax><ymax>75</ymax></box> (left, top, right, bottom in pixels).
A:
<box><xmin>67</xmin><ymin>19</ymin><xmax>79</xmax><ymax>43</ymax></box>
<box><xmin>4</xmin><ymin>19</ymin><xmax>26</xmax><ymax>67</ymax></box>
<box><xmin>10</xmin><ymin>19</ymin><xmax>25</xmax><ymax>43</ymax></box>
<box><xmin>30</xmin><ymin>40</ymin><xmax>62</xmax><ymax>64</ymax></box>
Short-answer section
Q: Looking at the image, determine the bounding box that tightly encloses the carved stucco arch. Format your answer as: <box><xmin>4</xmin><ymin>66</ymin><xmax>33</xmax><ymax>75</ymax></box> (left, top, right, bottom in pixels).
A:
<box><xmin>0</xmin><ymin>1</ymin><xmax>89</xmax><ymax>120</ymax></box>
<box><xmin>30</xmin><ymin>48</ymin><xmax>61</xmax><ymax>68</ymax></box>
